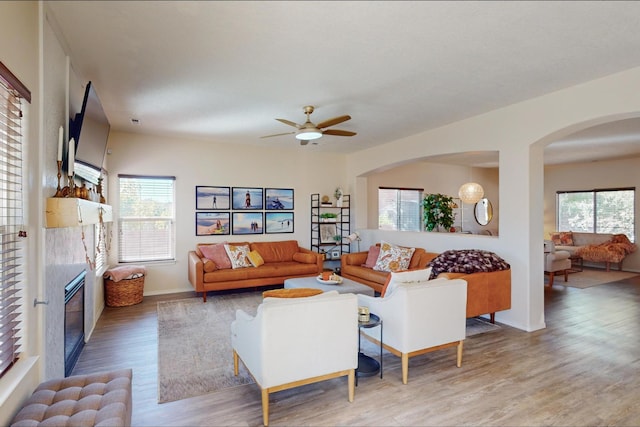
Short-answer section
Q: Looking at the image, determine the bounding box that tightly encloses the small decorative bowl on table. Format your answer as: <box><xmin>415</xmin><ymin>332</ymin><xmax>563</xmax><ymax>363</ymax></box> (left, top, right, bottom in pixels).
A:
<box><xmin>316</xmin><ymin>274</ymin><xmax>343</xmax><ymax>285</ymax></box>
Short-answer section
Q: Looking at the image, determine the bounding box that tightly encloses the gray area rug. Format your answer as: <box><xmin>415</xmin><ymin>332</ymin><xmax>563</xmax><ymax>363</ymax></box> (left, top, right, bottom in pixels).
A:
<box><xmin>465</xmin><ymin>316</ymin><xmax>501</xmax><ymax>336</ymax></box>
<box><xmin>157</xmin><ymin>290</ymin><xmax>502</xmax><ymax>403</ymax></box>
<box><xmin>545</xmin><ymin>268</ymin><xmax>638</xmax><ymax>289</ymax></box>
<box><xmin>157</xmin><ymin>292</ymin><xmax>261</xmax><ymax>403</ymax></box>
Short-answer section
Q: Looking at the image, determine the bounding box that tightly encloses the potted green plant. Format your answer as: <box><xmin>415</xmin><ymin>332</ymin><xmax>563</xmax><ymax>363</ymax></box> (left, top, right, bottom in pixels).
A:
<box><xmin>319</xmin><ymin>212</ymin><xmax>338</xmax><ymax>222</ymax></box>
<box><xmin>422</xmin><ymin>193</ymin><xmax>455</xmax><ymax>232</ymax></box>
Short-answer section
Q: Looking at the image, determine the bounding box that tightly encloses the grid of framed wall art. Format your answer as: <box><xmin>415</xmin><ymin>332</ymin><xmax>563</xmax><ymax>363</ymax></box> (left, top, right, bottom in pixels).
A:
<box><xmin>195</xmin><ymin>186</ymin><xmax>294</xmax><ymax>236</ymax></box>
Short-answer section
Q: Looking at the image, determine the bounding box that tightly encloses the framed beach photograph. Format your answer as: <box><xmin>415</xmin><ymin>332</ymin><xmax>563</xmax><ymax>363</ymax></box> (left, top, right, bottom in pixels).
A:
<box><xmin>232</xmin><ymin>212</ymin><xmax>263</xmax><ymax>235</ymax></box>
<box><xmin>195</xmin><ymin>212</ymin><xmax>230</xmax><ymax>236</ymax></box>
<box><xmin>196</xmin><ymin>186</ymin><xmax>230</xmax><ymax>210</ymax></box>
<box><xmin>265</xmin><ymin>188</ymin><xmax>294</xmax><ymax>210</ymax></box>
<box><xmin>319</xmin><ymin>223</ymin><xmax>337</xmax><ymax>243</ymax></box>
<box><xmin>265</xmin><ymin>212</ymin><xmax>294</xmax><ymax>234</ymax></box>
<box><xmin>232</xmin><ymin>187</ymin><xmax>264</xmax><ymax>210</ymax></box>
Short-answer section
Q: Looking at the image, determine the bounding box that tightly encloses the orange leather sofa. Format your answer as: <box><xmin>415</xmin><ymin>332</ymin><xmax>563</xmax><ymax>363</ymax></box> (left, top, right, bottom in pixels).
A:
<box><xmin>188</xmin><ymin>240</ymin><xmax>323</xmax><ymax>302</ymax></box>
<box><xmin>341</xmin><ymin>249</ymin><xmax>511</xmax><ymax>322</ymax></box>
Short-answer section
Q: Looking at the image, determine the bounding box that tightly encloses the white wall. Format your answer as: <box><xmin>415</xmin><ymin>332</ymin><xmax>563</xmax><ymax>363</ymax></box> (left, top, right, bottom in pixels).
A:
<box><xmin>366</xmin><ymin>160</ymin><xmax>499</xmax><ymax>234</ymax></box>
<box><xmin>0</xmin><ymin>1</ymin><xmax>40</xmax><ymax>425</ymax></box>
<box><xmin>544</xmin><ymin>157</ymin><xmax>640</xmax><ymax>272</ymax></box>
<box><xmin>105</xmin><ymin>131</ymin><xmax>348</xmax><ymax>295</ymax></box>
<box><xmin>347</xmin><ymin>66</ymin><xmax>640</xmax><ymax>332</ymax></box>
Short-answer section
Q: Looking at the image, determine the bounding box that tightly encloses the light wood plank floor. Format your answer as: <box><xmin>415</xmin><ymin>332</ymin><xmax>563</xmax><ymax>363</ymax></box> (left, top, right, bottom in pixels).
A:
<box><xmin>72</xmin><ymin>274</ymin><xmax>640</xmax><ymax>426</ymax></box>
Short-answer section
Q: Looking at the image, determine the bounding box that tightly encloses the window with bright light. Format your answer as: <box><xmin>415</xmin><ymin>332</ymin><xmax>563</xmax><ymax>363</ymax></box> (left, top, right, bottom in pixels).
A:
<box><xmin>378</xmin><ymin>187</ymin><xmax>423</xmax><ymax>231</ymax></box>
<box><xmin>557</xmin><ymin>188</ymin><xmax>635</xmax><ymax>242</ymax></box>
<box><xmin>118</xmin><ymin>175</ymin><xmax>176</xmax><ymax>263</ymax></box>
<box><xmin>0</xmin><ymin>62</ymin><xmax>30</xmax><ymax>378</ymax></box>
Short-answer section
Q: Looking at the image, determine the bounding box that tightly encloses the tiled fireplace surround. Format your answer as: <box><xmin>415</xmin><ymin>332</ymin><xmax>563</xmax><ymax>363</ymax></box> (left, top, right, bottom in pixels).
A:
<box><xmin>44</xmin><ymin>226</ymin><xmax>99</xmax><ymax>379</ymax></box>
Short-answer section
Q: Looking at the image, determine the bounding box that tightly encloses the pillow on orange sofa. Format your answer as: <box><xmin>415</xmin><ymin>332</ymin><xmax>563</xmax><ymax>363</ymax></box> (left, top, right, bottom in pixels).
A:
<box><xmin>551</xmin><ymin>231</ymin><xmax>574</xmax><ymax>246</ymax></box>
<box><xmin>247</xmin><ymin>250</ymin><xmax>265</xmax><ymax>267</ymax></box>
<box><xmin>373</xmin><ymin>241</ymin><xmax>415</xmax><ymax>272</ymax></box>
<box><xmin>203</xmin><ymin>259</ymin><xmax>217</xmax><ymax>272</ymax></box>
<box><xmin>224</xmin><ymin>244</ymin><xmax>252</xmax><ymax>269</ymax></box>
<box><xmin>200</xmin><ymin>243</ymin><xmax>232</xmax><ymax>270</ymax></box>
<box><xmin>362</xmin><ymin>245</ymin><xmax>381</xmax><ymax>268</ymax></box>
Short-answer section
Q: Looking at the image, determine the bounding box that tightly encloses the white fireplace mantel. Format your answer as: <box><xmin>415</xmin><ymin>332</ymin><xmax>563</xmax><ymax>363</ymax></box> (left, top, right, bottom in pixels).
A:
<box><xmin>45</xmin><ymin>198</ymin><xmax>113</xmax><ymax>228</ymax></box>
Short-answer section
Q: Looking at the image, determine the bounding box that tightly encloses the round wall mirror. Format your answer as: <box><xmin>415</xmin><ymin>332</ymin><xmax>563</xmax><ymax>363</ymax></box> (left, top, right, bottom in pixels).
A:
<box><xmin>474</xmin><ymin>198</ymin><xmax>493</xmax><ymax>226</ymax></box>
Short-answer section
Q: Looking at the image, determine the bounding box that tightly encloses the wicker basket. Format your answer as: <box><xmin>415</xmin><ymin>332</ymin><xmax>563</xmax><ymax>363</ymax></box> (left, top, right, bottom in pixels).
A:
<box><xmin>105</xmin><ymin>275</ymin><xmax>145</xmax><ymax>307</ymax></box>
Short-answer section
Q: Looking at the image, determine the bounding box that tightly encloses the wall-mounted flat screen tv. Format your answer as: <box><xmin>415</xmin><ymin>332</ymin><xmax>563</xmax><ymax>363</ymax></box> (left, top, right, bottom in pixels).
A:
<box><xmin>69</xmin><ymin>81</ymin><xmax>110</xmax><ymax>184</ymax></box>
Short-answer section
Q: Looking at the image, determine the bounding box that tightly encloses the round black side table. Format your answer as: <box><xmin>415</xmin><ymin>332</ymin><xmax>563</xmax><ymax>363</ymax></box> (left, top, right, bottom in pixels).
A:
<box><xmin>356</xmin><ymin>313</ymin><xmax>382</xmax><ymax>385</ymax></box>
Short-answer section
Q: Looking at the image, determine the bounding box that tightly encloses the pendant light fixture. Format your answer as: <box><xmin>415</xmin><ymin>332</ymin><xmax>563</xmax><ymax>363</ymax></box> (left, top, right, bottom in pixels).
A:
<box><xmin>458</xmin><ymin>182</ymin><xmax>484</xmax><ymax>204</ymax></box>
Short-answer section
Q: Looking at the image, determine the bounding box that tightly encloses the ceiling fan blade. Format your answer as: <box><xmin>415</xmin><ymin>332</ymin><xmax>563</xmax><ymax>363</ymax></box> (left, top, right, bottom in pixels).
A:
<box><xmin>276</xmin><ymin>118</ymin><xmax>301</xmax><ymax>128</ymax></box>
<box><xmin>299</xmin><ymin>140</ymin><xmax>309</xmax><ymax>146</ymax></box>
<box><xmin>316</xmin><ymin>115</ymin><xmax>351</xmax><ymax>129</ymax></box>
<box><xmin>322</xmin><ymin>129</ymin><xmax>357</xmax><ymax>137</ymax></box>
<box><xmin>260</xmin><ymin>131</ymin><xmax>295</xmax><ymax>138</ymax></box>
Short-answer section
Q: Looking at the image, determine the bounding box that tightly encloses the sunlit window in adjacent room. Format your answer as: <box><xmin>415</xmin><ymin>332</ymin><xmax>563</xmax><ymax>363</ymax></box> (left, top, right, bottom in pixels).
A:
<box><xmin>557</xmin><ymin>188</ymin><xmax>635</xmax><ymax>241</ymax></box>
<box><xmin>378</xmin><ymin>187</ymin><xmax>423</xmax><ymax>231</ymax></box>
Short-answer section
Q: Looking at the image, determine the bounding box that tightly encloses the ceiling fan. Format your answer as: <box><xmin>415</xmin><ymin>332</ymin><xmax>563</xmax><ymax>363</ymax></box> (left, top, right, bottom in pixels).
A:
<box><xmin>261</xmin><ymin>105</ymin><xmax>356</xmax><ymax>145</ymax></box>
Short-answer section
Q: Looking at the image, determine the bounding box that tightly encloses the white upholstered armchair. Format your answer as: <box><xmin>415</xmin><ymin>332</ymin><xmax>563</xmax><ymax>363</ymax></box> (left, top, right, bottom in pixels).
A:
<box><xmin>231</xmin><ymin>291</ymin><xmax>358</xmax><ymax>426</ymax></box>
<box><xmin>544</xmin><ymin>239</ymin><xmax>571</xmax><ymax>287</ymax></box>
<box><xmin>357</xmin><ymin>277</ymin><xmax>467</xmax><ymax>384</ymax></box>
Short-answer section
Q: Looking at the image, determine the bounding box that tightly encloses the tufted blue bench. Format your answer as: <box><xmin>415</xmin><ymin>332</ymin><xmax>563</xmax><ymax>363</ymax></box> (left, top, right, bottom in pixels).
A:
<box><xmin>10</xmin><ymin>369</ymin><xmax>132</xmax><ymax>427</ymax></box>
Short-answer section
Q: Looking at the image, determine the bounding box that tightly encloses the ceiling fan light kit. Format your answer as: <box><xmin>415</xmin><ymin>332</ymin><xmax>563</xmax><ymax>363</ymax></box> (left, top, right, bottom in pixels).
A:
<box><xmin>263</xmin><ymin>105</ymin><xmax>356</xmax><ymax>143</ymax></box>
<box><xmin>295</xmin><ymin>129</ymin><xmax>322</xmax><ymax>140</ymax></box>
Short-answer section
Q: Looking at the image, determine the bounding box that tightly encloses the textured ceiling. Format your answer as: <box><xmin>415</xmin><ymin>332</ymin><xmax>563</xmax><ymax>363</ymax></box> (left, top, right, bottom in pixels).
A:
<box><xmin>46</xmin><ymin>1</ymin><xmax>640</xmax><ymax>165</ymax></box>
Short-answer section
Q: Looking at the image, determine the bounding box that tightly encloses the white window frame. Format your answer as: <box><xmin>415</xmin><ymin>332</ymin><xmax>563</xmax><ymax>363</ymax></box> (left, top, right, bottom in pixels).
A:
<box><xmin>118</xmin><ymin>175</ymin><xmax>176</xmax><ymax>263</ymax></box>
<box><xmin>0</xmin><ymin>62</ymin><xmax>30</xmax><ymax>379</ymax></box>
<box><xmin>557</xmin><ymin>188</ymin><xmax>635</xmax><ymax>242</ymax></box>
<box><xmin>378</xmin><ymin>187</ymin><xmax>424</xmax><ymax>231</ymax></box>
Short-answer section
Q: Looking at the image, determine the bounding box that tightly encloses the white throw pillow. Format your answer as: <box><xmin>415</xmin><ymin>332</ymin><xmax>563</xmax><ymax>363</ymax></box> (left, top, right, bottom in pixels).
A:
<box><xmin>373</xmin><ymin>241</ymin><xmax>415</xmax><ymax>272</ymax></box>
<box><xmin>224</xmin><ymin>244</ymin><xmax>252</xmax><ymax>269</ymax></box>
<box><xmin>381</xmin><ymin>267</ymin><xmax>432</xmax><ymax>298</ymax></box>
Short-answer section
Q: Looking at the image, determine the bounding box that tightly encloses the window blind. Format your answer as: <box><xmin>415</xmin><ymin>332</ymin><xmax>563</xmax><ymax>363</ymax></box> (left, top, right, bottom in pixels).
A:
<box><xmin>0</xmin><ymin>77</ymin><xmax>25</xmax><ymax>378</ymax></box>
<box><xmin>118</xmin><ymin>175</ymin><xmax>176</xmax><ymax>263</ymax></box>
<box><xmin>557</xmin><ymin>188</ymin><xmax>635</xmax><ymax>241</ymax></box>
<box><xmin>378</xmin><ymin>187</ymin><xmax>424</xmax><ymax>231</ymax></box>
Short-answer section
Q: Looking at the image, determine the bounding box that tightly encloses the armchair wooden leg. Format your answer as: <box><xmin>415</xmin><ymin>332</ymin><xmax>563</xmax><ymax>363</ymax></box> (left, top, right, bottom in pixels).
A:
<box><xmin>563</xmin><ymin>269</ymin><xmax>568</xmax><ymax>282</ymax></box>
<box><xmin>401</xmin><ymin>353</ymin><xmax>409</xmax><ymax>385</ymax></box>
<box><xmin>262</xmin><ymin>389</ymin><xmax>269</xmax><ymax>426</ymax></box>
<box><xmin>233</xmin><ymin>350</ymin><xmax>238</xmax><ymax>376</ymax></box>
<box><xmin>548</xmin><ymin>272</ymin><xmax>555</xmax><ymax>287</ymax></box>
<box><xmin>456</xmin><ymin>340</ymin><xmax>464</xmax><ymax>368</ymax></box>
<box><xmin>348</xmin><ymin>369</ymin><xmax>355</xmax><ymax>402</ymax></box>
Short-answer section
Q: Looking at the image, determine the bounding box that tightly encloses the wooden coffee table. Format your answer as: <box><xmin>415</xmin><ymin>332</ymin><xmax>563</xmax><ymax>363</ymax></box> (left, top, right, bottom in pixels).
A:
<box><xmin>284</xmin><ymin>276</ymin><xmax>375</xmax><ymax>297</ymax></box>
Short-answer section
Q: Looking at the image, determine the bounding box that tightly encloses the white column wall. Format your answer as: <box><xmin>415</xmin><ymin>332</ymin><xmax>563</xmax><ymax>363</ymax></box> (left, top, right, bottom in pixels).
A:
<box><xmin>347</xmin><ymin>66</ymin><xmax>640</xmax><ymax>331</ymax></box>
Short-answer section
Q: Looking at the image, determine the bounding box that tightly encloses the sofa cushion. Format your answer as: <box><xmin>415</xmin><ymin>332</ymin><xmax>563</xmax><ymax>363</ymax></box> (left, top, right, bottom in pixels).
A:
<box><xmin>225</xmin><ymin>244</ymin><xmax>252</xmax><ymax>269</ymax></box>
<box><xmin>200</xmin><ymin>243</ymin><xmax>232</xmax><ymax>270</ymax></box>
<box><xmin>203</xmin><ymin>259</ymin><xmax>217</xmax><ymax>272</ymax></box>
<box><xmin>293</xmin><ymin>252</ymin><xmax>316</xmax><ymax>264</ymax></box>
<box><xmin>251</xmin><ymin>240</ymin><xmax>299</xmax><ymax>263</ymax></box>
<box><xmin>247</xmin><ymin>250</ymin><xmax>265</xmax><ymax>267</ymax></box>
<box><xmin>373</xmin><ymin>241</ymin><xmax>415</xmax><ymax>272</ymax></box>
<box><xmin>362</xmin><ymin>245</ymin><xmax>381</xmax><ymax>268</ymax></box>
<box><xmin>380</xmin><ymin>267</ymin><xmax>432</xmax><ymax>297</ymax></box>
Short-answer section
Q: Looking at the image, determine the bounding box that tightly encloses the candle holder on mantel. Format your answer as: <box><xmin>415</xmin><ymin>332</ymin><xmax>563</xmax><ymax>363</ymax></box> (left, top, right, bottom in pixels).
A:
<box><xmin>53</xmin><ymin>160</ymin><xmax>65</xmax><ymax>197</ymax></box>
<box><xmin>52</xmin><ymin>161</ymin><xmax>76</xmax><ymax>198</ymax></box>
